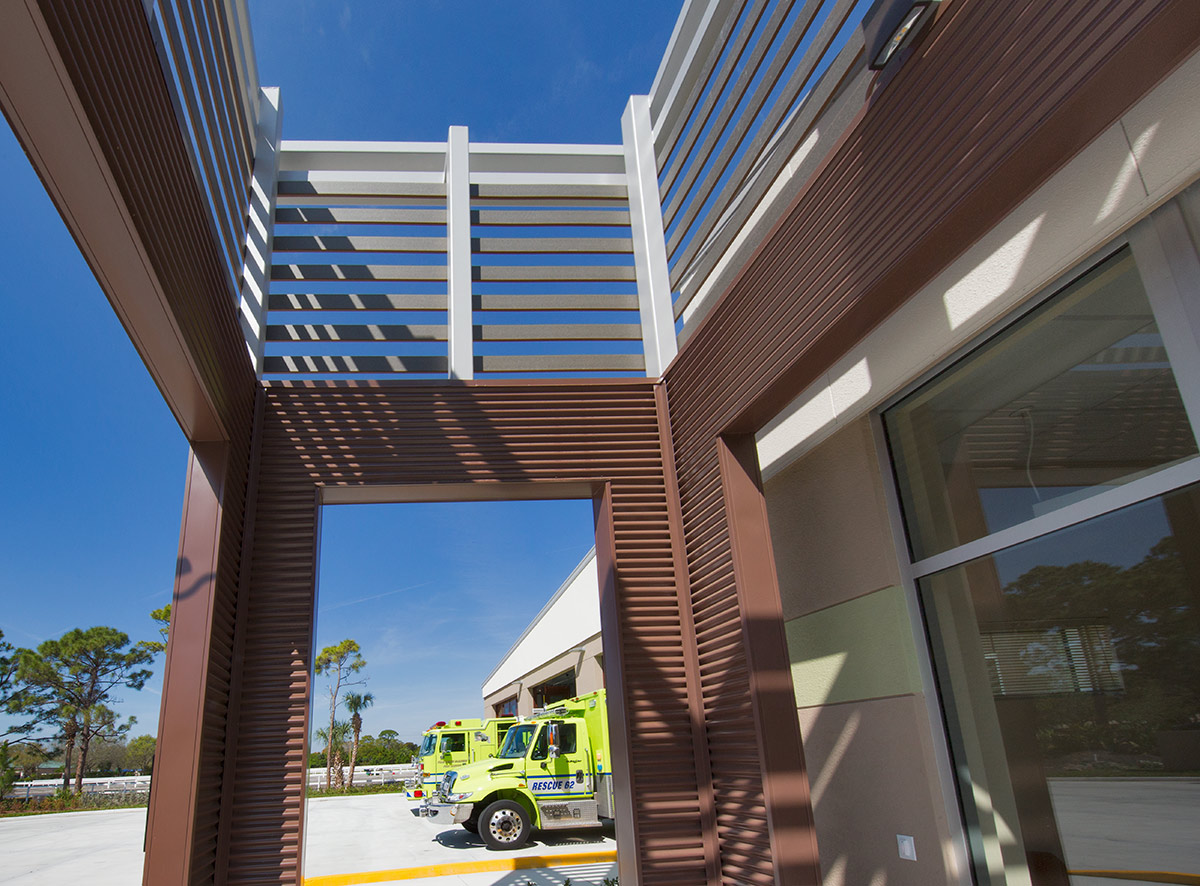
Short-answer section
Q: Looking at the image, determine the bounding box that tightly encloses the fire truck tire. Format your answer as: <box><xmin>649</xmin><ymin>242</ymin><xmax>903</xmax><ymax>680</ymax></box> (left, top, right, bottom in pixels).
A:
<box><xmin>479</xmin><ymin>799</ymin><xmax>531</xmax><ymax>850</ymax></box>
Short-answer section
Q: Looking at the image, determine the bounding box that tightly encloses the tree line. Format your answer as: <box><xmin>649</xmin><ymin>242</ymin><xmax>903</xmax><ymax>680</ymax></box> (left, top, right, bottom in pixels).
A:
<box><xmin>2</xmin><ymin>620</ymin><xmax>417</xmax><ymax>798</ymax></box>
<box><xmin>0</xmin><ymin>606</ymin><xmax>170</xmax><ymax>795</ymax></box>
<box><xmin>311</xmin><ymin>638</ymin><xmax>416</xmax><ymax>790</ymax></box>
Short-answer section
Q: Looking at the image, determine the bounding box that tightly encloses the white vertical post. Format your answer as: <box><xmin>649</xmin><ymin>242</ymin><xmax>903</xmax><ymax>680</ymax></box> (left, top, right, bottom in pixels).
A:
<box><xmin>238</xmin><ymin>86</ymin><xmax>282</xmax><ymax>377</ymax></box>
<box><xmin>446</xmin><ymin>125</ymin><xmax>474</xmax><ymax>380</ymax></box>
<box><xmin>622</xmin><ymin>94</ymin><xmax>677</xmax><ymax>377</ymax></box>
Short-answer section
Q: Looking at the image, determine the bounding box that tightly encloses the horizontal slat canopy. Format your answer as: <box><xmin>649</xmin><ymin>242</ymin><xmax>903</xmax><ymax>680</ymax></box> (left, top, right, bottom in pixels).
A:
<box><xmin>474</xmin><ymin>293</ymin><xmax>639</xmax><ymax>311</ymax></box>
<box><xmin>274</xmin><ymin>207</ymin><xmax>447</xmax><ymax>225</ymax></box>
<box><xmin>272</xmin><ymin>264</ymin><xmax>448</xmax><ymax>282</ymax></box>
<box><xmin>648</xmin><ymin>0</ymin><xmax>876</xmax><ymax>324</ymax></box>
<box><xmin>474</xmin><ymin>354</ymin><xmax>645</xmax><ymax>372</ymax></box>
<box><xmin>266</xmin><ymin>324</ymin><xmax>447</xmax><ymax>342</ymax></box>
<box><xmin>264</xmin><ymin>354</ymin><xmax>449</xmax><ymax>374</ymax></box>
<box><xmin>273</xmin><ymin>235</ymin><xmax>447</xmax><ymax>253</ymax></box>
<box><xmin>473</xmin><ymin>237</ymin><xmax>633</xmax><ymax>254</ymax></box>
<box><xmin>263</xmin><ymin>137</ymin><xmax>647</xmax><ymax>379</ymax></box>
<box><xmin>472</xmin><ymin>208</ymin><xmax>631</xmax><ymax>226</ymax></box>
<box><xmin>268</xmin><ymin>293</ymin><xmax>446</xmax><ymax>311</ymax></box>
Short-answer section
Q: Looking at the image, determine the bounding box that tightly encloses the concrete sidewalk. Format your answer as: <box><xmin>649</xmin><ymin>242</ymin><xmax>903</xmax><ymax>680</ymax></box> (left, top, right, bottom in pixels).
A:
<box><xmin>0</xmin><ymin>793</ymin><xmax>618</xmax><ymax>885</ymax></box>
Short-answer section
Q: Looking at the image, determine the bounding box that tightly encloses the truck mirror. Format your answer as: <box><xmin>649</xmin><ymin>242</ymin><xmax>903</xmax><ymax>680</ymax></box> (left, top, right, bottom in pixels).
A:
<box><xmin>547</xmin><ymin>723</ymin><xmax>561</xmax><ymax>758</ymax></box>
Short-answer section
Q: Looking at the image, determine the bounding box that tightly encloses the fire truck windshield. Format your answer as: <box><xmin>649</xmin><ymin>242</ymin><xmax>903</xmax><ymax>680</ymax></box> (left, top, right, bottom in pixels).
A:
<box><xmin>496</xmin><ymin>723</ymin><xmax>536</xmax><ymax>758</ymax></box>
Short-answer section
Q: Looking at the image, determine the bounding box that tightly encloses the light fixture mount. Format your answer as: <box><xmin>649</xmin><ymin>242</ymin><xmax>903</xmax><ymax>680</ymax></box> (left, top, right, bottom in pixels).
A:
<box><xmin>863</xmin><ymin>0</ymin><xmax>942</xmax><ymax>71</ymax></box>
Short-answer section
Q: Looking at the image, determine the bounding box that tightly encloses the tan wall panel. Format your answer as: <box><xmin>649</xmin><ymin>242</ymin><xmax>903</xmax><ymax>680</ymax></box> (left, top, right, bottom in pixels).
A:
<box><xmin>765</xmin><ymin>419</ymin><xmax>901</xmax><ymax>620</ymax></box>
<box><xmin>797</xmin><ymin>695</ymin><xmax>955</xmax><ymax>886</ymax></box>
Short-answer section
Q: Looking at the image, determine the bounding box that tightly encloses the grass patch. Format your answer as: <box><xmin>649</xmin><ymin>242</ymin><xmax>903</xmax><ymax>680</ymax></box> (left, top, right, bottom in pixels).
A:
<box><xmin>0</xmin><ymin>790</ymin><xmax>149</xmax><ymax>817</ymax></box>
<box><xmin>306</xmin><ymin>783</ymin><xmax>412</xmax><ymax>799</ymax></box>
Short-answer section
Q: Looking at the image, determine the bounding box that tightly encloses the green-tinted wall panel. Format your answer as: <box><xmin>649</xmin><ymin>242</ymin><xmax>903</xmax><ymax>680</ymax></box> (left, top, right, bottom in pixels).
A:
<box><xmin>785</xmin><ymin>585</ymin><xmax>924</xmax><ymax>707</ymax></box>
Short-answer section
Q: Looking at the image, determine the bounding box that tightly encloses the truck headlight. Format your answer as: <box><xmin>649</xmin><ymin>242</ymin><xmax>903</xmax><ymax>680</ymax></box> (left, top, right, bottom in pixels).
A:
<box><xmin>447</xmin><ymin>791</ymin><xmax>473</xmax><ymax>803</ymax></box>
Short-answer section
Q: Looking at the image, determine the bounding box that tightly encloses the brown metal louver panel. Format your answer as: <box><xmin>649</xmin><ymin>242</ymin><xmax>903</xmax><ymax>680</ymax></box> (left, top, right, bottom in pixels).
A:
<box><xmin>223</xmin><ymin>381</ymin><xmax>713</xmax><ymax>884</ymax></box>
<box><xmin>6</xmin><ymin>2</ymin><xmax>260</xmax><ymax>884</ymax></box>
<box><xmin>659</xmin><ymin>1</ymin><xmax>1200</xmax><ymax>884</ymax></box>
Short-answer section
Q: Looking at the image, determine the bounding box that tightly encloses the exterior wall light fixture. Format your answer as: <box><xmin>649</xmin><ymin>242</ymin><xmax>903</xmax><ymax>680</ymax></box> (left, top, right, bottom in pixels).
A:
<box><xmin>864</xmin><ymin>0</ymin><xmax>942</xmax><ymax>70</ymax></box>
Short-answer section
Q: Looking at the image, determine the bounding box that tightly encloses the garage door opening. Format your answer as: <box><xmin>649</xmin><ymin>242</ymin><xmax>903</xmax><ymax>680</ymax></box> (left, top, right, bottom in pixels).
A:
<box><xmin>302</xmin><ymin>496</ymin><xmax>620</xmax><ymax>883</ymax></box>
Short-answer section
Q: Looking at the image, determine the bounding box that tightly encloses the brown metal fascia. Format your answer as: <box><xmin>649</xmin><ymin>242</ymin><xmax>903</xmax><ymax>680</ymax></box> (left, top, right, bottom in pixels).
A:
<box><xmin>0</xmin><ymin>0</ymin><xmax>228</xmax><ymax>442</ymax></box>
<box><xmin>593</xmin><ymin>482</ymin><xmax>643</xmax><ymax>886</ymax></box>
<box><xmin>716</xmin><ymin>435</ymin><xmax>821</xmax><ymax>886</ymax></box>
<box><xmin>653</xmin><ymin>382</ymin><xmax>722</xmax><ymax>886</ymax></box>
<box><xmin>144</xmin><ymin>441</ymin><xmax>230</xmax><ymax>886</ymax></box>
<box><xmin>214</xmin><ymin>387</ymin><xmax>266</xmax><ymax>885</ymax></box>
<box><xmin>672</xmin><ymin>0</ymin><xmax>1200</xmax><ymax>436</ymax></box>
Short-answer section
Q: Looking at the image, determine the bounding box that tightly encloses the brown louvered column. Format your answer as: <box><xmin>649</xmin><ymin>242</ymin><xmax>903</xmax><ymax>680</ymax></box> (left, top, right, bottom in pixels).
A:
<box><xmin>717</xmin><ymin>436</ymin><xmax>820</xmax><ymax>884</ymax></box>
<box><xmin>594</xmin><ymin>483</ymin><xmax>642</xmax><ymax>885</ymax></box>
<box><xmin>220</xmin><ymin>380</ymin><xmax>709</xmax><ymax>885</ymax></box>
<box><xmin>145</xmin><ymin>440</ymin><xmax>250</xmax><ymax>885</ymax></box>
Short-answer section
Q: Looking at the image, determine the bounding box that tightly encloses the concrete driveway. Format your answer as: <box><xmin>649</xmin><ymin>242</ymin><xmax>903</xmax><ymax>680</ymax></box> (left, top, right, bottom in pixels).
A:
<box><xmin>0</xmin><ymin>793</ymin><xmax>617</xmax><ymax>886</ymax></box>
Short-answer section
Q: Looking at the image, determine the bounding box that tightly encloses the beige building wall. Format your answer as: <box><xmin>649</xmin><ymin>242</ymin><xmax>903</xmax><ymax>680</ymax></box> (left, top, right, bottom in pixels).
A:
<box><xmin>481</xmin><ymin>549</ymin><xmax>605</xmax><ymax>717</ymax></box>
<box><xmin>483</xmin><ymin>632</ymin><xmax>605</xmax><ymax>717</ymax></box>
<box><xmin>765</xmin><ymin>417</ymin><xmax>962</xmax><ymax>886</ymax></box>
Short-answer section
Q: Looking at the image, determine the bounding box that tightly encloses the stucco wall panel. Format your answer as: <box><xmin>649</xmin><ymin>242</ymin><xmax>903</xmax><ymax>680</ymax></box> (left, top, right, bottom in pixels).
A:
<box><xmin>765</xmin><ymin>419</ymin><xmax>900</xmax><ymax>619</ymax></box>
<box><xmin>798</xmin><ymin>695</ymin><xmax>955</xmax><ymax>886</ymax></box>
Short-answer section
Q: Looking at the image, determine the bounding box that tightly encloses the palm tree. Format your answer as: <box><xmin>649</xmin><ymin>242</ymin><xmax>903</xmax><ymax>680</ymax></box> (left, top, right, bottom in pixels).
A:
<box><xmin>342</xmin><ymin>691</ymin><xmax>374</xmax><ymax>788</ymax></box>
<box><xmin>315</xmin><ymin>721</ymin><xmax>350</xmax><ymax>790</ymax></box>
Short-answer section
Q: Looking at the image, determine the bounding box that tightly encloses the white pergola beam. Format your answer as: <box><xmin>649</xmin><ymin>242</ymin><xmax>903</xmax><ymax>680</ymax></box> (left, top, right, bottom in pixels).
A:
<box><xmin>622</xmin><ymin>95</ymin><xmax>678</xmax><ymax>377</ymax></box>
<box><xmin>446</xmin><ymin>125</ymin><xmax>474</xmax><ymax>380</ymax></box>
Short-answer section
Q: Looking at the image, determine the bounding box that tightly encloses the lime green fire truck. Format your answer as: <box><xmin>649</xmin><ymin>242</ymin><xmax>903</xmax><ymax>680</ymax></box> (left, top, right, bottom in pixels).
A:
<box><xmin>423</xmin><ymin>689</ymin><xmax>613</xmax><ymax>850</ymax></box>
<box><xmin>414</xmin><ymin>716</ymin><xmax>517</xmax><ymax>799</ymax></box>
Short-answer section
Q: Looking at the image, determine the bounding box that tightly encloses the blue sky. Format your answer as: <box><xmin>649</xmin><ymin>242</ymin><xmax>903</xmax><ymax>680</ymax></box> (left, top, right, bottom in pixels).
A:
<box><xmin>0</xmin><ymin>2</ymin><xmax>679</xmax><ymax>746</ymax></box>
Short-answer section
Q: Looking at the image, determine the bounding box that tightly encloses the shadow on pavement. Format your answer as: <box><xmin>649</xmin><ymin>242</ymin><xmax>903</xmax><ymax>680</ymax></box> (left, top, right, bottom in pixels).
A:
<box><xmin>488</xmin><ymin>862</ymin><xmax>618</xmax><ymax>885</ymax></box>
<box><xmin>431</xmin><ymin>821</ymin><xmax>616</xmax><ymax>851</ymax></box>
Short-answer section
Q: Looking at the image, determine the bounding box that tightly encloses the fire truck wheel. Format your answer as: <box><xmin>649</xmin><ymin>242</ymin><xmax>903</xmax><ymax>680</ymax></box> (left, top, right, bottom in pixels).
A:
<box><xmin>479</xmin><ymin>799</ymin><xmax>531</xmax><ymax>850</ymax></box>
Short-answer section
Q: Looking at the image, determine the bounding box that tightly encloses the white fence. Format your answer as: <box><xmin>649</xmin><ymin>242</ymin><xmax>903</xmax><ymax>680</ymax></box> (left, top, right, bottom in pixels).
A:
<box><xmin>8</xmin><ymin>762</ymin><xmax>420</xmax><ymax>800</ymax></box>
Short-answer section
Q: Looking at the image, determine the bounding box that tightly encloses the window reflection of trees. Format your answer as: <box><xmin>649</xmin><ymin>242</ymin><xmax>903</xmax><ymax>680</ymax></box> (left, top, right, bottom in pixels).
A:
<box><xmin>993</xmin><ymin>535</ymin><xmax>1199</xmax><ymax>774</ymax></box>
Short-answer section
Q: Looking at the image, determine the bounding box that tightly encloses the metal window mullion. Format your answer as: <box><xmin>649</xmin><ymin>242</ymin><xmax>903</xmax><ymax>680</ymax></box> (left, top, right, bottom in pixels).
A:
<box><xmin>908</xmin><ymin>456</ymin><xmax>1200</xmax><ymax>578</ymax></box>
<box><xmin>446</xmin><ymin>125</ymin><xmax>474</xmax><ymax>379</ymax></box>
<box><xmin>869</xmin><ymin>414</ymin><xmax>974</xmax><ymax>886</ymax></box>
<box><xmin>623</xmin><ymin>95</ymin><xmax>678</xmax><ymax>378</ymax></box>
<box><xmin>1128</xmin><ymin>200</ymin><xmax>1200</xmax><ymax>437</ymax></box>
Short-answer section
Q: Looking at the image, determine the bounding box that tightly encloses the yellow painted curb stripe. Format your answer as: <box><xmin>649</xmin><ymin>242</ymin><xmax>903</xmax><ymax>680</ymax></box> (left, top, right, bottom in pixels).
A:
<box><xmin>1069</xmin><ymin>871</ymin><xmax>1200</xmax><ymax>885</ymax></box>
<box><xmin>304</xmin><ymin>850</ymin><xmax>618</xmax><ymax>886</ymax></box>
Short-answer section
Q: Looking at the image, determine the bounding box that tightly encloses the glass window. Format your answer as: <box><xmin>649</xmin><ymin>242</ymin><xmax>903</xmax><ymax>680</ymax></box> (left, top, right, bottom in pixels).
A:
<box><xmin>885</xmin><ymin>247</ymin><xmax>1197</xmax><ymax>561</ymax></box>
<box><xmin>439</xmin><ymin>733</ymin><xmax>465</xmax><ymax>754</ymax></box>
<box><xmin>531</xmin><ymin>670</ymin><xmax>577</xmax><ymax>708</ymax></box>
<box><xmin>494</xmin><ymin>696</ymin><xmax>518</xmax><ymax>717</ymax></box>
<box><xmin>497</xmin><ymin>724</ymin><xmax>535</xmax><ymax>758</ymax></box>
<box><xmin>919</xmin><ymin>483</ymin><xmax>1200</xmax><ymax>883</ymax></box>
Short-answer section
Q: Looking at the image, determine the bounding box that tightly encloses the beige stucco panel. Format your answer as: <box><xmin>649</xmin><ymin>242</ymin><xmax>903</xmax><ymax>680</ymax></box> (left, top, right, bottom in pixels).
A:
<box><xmin>799</xmin><ymin>694</ymin><xmax>959</xmax><ymax>886</ymax></box>
<box><xmin>765</xmin><ymin>417</ymin><xmax>902</xmax><ymax>620</ymax></box>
